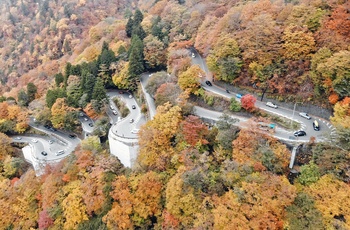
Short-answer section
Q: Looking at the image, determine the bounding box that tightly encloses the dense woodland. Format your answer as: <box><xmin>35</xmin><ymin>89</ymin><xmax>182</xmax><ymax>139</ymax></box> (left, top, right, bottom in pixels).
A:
<box><xmin>0</xmin><ymin>0</ymin><xmax>350</xmax><ymax>229</ymax></box>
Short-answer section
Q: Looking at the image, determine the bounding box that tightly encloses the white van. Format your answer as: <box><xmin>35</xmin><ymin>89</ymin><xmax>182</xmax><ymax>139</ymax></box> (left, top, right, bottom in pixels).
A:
<box><xmin>55</xmin><ymin>150</ymin><xmax>65</xmax><ymax>156</ymax></box>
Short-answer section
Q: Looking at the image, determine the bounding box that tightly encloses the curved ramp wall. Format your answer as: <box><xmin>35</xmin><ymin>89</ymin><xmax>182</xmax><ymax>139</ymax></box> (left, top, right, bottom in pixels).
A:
<box><xmin>108</xmin><ymin>129</ymin><xmax>139</xmax><ymax>168</ymax></box>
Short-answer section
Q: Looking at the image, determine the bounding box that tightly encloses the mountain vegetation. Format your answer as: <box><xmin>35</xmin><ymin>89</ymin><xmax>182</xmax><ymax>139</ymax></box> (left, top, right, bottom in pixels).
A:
<box><xmin>0</xmin><ymin>0</ymin><xmax>349</xmax><ymax>229</ymax></box>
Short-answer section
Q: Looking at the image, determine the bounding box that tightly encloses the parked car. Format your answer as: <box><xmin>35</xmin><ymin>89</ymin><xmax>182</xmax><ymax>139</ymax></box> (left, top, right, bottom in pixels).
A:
<box><xmin>205</xmin><ymin>80</ymin><xmax>212</xmax><ymax>86</ymax></box>
<box><xmin>266</xmin><ymin>102</ymin><xmax>278</xmax><ymax>109</ymax></box>
<box><xmin>294</xmin><ymin>130</ymin><xmax>306</xmax><ymax>137</ymax></box>
<box><xmin>313</xmin><ymin>120</ymin><xmax>320</xmax><ymax>131</ymax></box>
<box><xmin>132</xmin><ymin>105</ymin><xmax>136</xmax><ymax>109</ymax></box>
<box><xmin>299</xmin><ymin>112</ymin><xmax>311</xmax><ymax>120</ymax></box>
<box><xmin>130</xmin><ymin>118</ymin><xmax>134</xmax><ymax>123</ymax></box>
<box><xmin>55</xmin><ymin>150</ymin><xmax>65</xmax><ymax>156</ymax></box>
<box><xmin>41</xmin><ymin>151</ymin><xmax>47</xmax><ymax>156</ymax></box>
<box><xmin>32</xmin><ymin>139</ymin><xmax>38</xmax><ymax>143</ymax></box>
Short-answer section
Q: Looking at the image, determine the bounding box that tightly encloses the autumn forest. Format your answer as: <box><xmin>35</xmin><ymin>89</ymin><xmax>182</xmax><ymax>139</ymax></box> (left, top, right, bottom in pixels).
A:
<box><xmin>0</xmin><ymin>0</ymin><xmax>350</xmax><ymax>229</ymax></box>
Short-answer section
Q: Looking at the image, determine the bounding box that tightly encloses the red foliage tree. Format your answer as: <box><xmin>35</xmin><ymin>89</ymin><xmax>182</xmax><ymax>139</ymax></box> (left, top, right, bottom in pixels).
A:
<box><xmin>38</xmin><ymin>209</ymin><xmax>54</xmax><ymax>230</ymax></box>
<box><xmin>241</xmin><ymin>94</ymin><xmax>257</xmax><ymax>112</ymax></box>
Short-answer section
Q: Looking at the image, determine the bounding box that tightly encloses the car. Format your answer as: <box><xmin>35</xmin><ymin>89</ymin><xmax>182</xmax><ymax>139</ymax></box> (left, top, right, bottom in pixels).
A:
<box><xmin>88</xmin><ymin>123</ymin><xmax>93</xmax><ymax>127</ymax></box>
<box><xmin>132</xmin><ymin>105</ymin><xmax>136</xmax><ymax>109</ymax></box>
<box><xmin>79</xmin><ymin>112</ymin><xmax>84</xmax><ymax>117</ymax></box>
<box><xmin>83</xmin><ymin>117</ymin><xmax>88</xmax><ymax>121</ymax></box>
<box><xmin>266</xmin><ymin>102</ymin><xmax>278</xmax><ymax>109</ymax></box>
<box><xmin>112</xmin><ymin>110</ymin><xmax>118</xmax><ymax>115</ymax></box>
<box><xmin>55</xmin><ymin>150</ymin><xmax>65</xmax><ymax>156</ymax></box>
<box><xmin>50</xmin><ymin>127</ymin><xmax>57</xmax><ymax>132</ymax></box>
<box><xmin>191</xmin><ymin>53</ymin><xmax>195</xmax><ymax>58</ymax></box>
<box><xmin>129</xmin><ymin>94</ymin><xmax>133</xmax><ymax>99</ymax></box>
<box><xmin>41</xmin><ymin>151</ymin><xmax>47</xmax><ymax>156</ymax></box>
<box><xmin>131</xmin><ymin>129</ymin><xmax>140</xmax><ymax>134</ymax></box>
<box><xmin>205</xmin><ymin>80</ymin><xmax>212</xmax><ymax>86</ymax></box>
<box><xmin>68</xmin><ymin>134</ymin><xmax>76</xmax><ymax>139</ymax></box>
<box><xmin>32</xmin><ymin>139</ymin><xmax>38</xmax><ymax>143</ymax></box>
<box><xmin>110</xmin><ymin>105</ymin><xmax>114</xmax><ymax>110</ymax></box>
<box><xmin>294</xmin><ymin>130</ymin><xmax>306</xmax><ymax>137</ymax></box>
<box><xmin>14</xmin><ymin>137</ymin><xmax>22</xmax><ymax>140</ymax></box>
<box><xmin>48</xmin><ymin>140</ymin><xmax>54</xmax><ymax>144</ymax></box>
<box><xmin>44</xmin><ymin>124</ymin><xmax>51</xmax><ymax>129</ymax></box>
<box><xmin>313</xmin><ymin>120</ymin><xmax>320</xmax><ymax>131</ymax></box>
<box><xmin>130</xmin><ymin>118</ymin><xmax>134</xmax><ymax>123</ymax></box>
<box><xmin>236</xmin><ymin>94</ymin><xmax>243</xmax><ymax>99</ymax></box>
<box><xmin>299</xmin><ymin>112</ymin><xmax>311</xmax><ymax>120</ymax></box>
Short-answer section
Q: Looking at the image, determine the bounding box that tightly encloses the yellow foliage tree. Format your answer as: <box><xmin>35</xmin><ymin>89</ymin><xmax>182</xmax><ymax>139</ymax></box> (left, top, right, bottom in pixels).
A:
<box><xmin>61</xmin><ymin>181</ymin><xmax>88</xmax><ymax>229</ymax></box>
<box><xmin>112</xmin><ymin>60</ymin><xmax>130</xmax><ymax>89</ymax></box>
<box><xmin>178</xmin><ymin>65</ymin><xmax>203</xmax><ymax>95</ymax></box>
<box><xmin>51</xmin><ymin>98</ymin><xmax>71</xmax><ymax>129</ymax></box>
<box><xmin>137</xmin><ymin>103</ymin><xmax>182</xmax><ymax>171</ymax></box>
<box><xmin>306</xmin><ymin>175</ymin><xmax>350</xmax><ymax>229</ymax></box>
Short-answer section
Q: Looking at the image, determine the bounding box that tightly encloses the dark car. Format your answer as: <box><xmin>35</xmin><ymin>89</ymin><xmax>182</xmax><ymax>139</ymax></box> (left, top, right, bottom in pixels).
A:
<box><xmin>294</xmin><ymin>130</ymin><xmax>306</xmax><ymax>137</ymax></box>
<box><xmin>205</xmin><ymin>80</ymin><xmax>212</xmax><ymax>86</ymax></box>
<box><xmin>50</xmin><ymin>127</ymin><xmax>57</xmax><ymax>132</ymax></box>
<box><xmin>44</xmin><ymin>124</ymin><xmax>51</xmax><ymax>129</ymax></box>
<box><xmin>88</xmin><ymin>123</ymin><xmax>93</xmax><ymax>127</ymax></box>
<box><xmin>68</xmin><ymin>134</ymin><xmax>76</xmax><ymax>139</ymax></box>
<box><xmin>41</xmin><ymin>151</ymin><xmax>47</xmax><ymax>156</ymax></box>
<box><xmin>132</xmin><ymin>105</ymin><xmax>136</xmax><ymax>109</ymax></box>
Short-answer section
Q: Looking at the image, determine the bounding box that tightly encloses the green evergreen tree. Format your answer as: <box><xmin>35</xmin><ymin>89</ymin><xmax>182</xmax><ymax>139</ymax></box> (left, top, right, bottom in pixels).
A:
<box><xmin>46</xmin><ymin>88</ymin><xmax>66</xmax><ymax>108</ymax></box>
<box><xmin>92</xmin><ymin>78</ymin><xmax>107</xmax><ymax>102</ymax></box>
<box><xmin>128</xmin><ymin>36</ymin><xmax>144</xmax><ymax>90</ymax></box>
<box><xmin>17</xmin><ymin>89</ymin><xmax>29</xmax><ymax>106</ymax></box>
<box><xmin>125</xmin><ymin>16</ymin><xmax>134</xmax><ymax>37</ymax></box>
<box><xmin>26</xmin><ymin>82</ymin><xmax>37</xmax><ymax>102</ymax></box>
<box><xmin>55</xmin><ymin>73</ymin><xmax>64</xmax><ymax>87</ymax></box>
<box><xmin>133</xmin><ymin>9</ymin><xmax>143</xmax><ymax>25</ymax></box>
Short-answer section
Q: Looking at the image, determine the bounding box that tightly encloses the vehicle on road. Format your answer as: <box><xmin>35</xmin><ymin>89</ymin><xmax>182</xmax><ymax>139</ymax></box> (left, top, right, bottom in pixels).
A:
<box><xmin>109</xmin><ymin>105</ymin><xmax>113</xmax><ymax>110</ymax></box>
<box><xmin>236</xmin><ymin>94</ymin><xmax>243</xmax><ymax>99</ymax></box>
<box><xmin>79</xmin><ymin>112</ymin><xmax>84</xmax><ymax>117</ymax></box>
<box><xmin>48</xmin><ymin>140</ymin><xmax>54</xmax><ymax>144</ymax></box>
<box><xmin>83</xmin><ymin>117</ymin><xmax>88</xmax><ymax>121</ymax></box>
<box><xmin>266</xmin><ymin>102</ymin><xmax>278</xmax><ymax>109</ymax></box>
<box><xmin>50</xmin><ymin>127</ymin><xmax>57</xmax><ymax>131</ymax></box>
<box><xmin>112</xmin><ymin>110</ymin><xmax>118</xmax><ymax>115</ymax></box>
<box><xmin>132</xmin><ymin>105</ymin><xmax>136</xmax><ymax>109</ymax></box>
<box><xmin>131</xmin><ymin>129</ymin><xmax>140</xmax><ymax>134</ymax></box>
<box><xmin>88</xmin><ymin>123</ymin><xmax>93</xmax><ymax>127</ymax></box>
<box><xmin>130</xmin><ymin>118</ymin><xmax>134</xmax><ymax>123</ymax></box>
<box><xmin>14</xmin><ymin>137</ymin><xmax>22</xmax><ymax>140</ymax></box>
<box><xmin>44</xmin><ymin>124</ymin><xmax>51</xmax><ymax>129</ymax></box>
<box><xmin>68</xmin><ymin>134</ymin><xmax>76</xmax><ymax>139</ymax></box>
<box><xmin>41</xmin><ymin>151</ymin><xmax>47</xmax><ymax>156</ymax></box>
<box><xmin>313</xmin><ymin>120</ymin><xmax>320</xmax><ymax>131</ymax></box>
<box><xmin>294</xmin><ymin>130</ymin><xmax>306</xmax><ymax>137</ymax></box>
<box><xmin>55</xmin><ymin>150</ymin><xmax>65</xmax><ymax>156</ymax></box>
<box><xmin>226</xmin><ymin>89</ymin><xmax>230</xmax><ymax>93</ymax></box>
<box><xmin>192</xmin><ymin>53</ymin><xmax>195</xmax><ymax>58</ymax></box>
<box><xmin>299</xmin><ymin>112</ymin><xmax>311</xmax><ymax>120</ymax></box>
<box><xmin>129</xmin><ymin>94</ymin><xmax>133</xmax><ymax>99</ymax></box>
<box><xmin>205</xmin><ymin>80</ymin><xmax>212</xmax><ymax>86</ymax></box>
<box><xmin>32</xmin><ymin>139</ymin><xmax>38</xmax><ymax>143</ymax></box>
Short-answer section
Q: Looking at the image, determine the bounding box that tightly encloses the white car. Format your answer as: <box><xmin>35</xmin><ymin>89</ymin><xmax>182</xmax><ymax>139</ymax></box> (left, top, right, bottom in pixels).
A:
<box><xmin>32</xmin><ymin>139</ymin><xmax>38</xmax><ymax>143</ymax></box>
<box><xmin>266</xmin><ymin>102</ymin><xmax>278</xmax><ymax>109</ymax></box>
<box><xmin>299</xmin><ymin>112</ymin><xmax>311</xmax><ymax>120</ymax></box>
<box><xmin>129</xmin><ymin>94</ymin><xmax>133</xmax><ymax>99</ymax></box>
<box><xmin>14</xmin><ymin>137</ymin><xmax>22</xmax><ymax>140</ymax></box>
<box><xmin>192</xmin><ymin>53</ymin><xmax>195</xmax><ymax>58</ymax></box>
